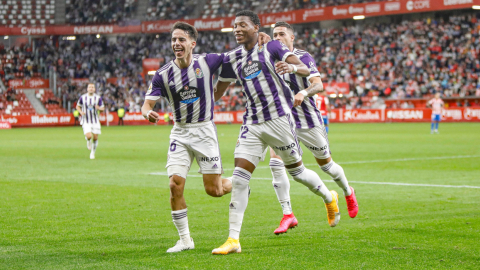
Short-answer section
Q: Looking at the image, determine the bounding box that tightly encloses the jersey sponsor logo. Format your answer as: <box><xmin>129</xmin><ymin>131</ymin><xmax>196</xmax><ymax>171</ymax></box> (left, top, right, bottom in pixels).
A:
<box><xmin>195</xmin><ymin>68</ymin><xmax>204</xmax><ymax>78</ymax></box>
<box><xmin>309</xmin><ymin>61</ymin><xmax>317</xmax><ymax>73</ymax></box>
<box><xmin>200</xmin><ymin>156</ymin><xmax>220</xmax><ymax>162</ymax></box>
<box><xmin>87</xmin><ymin>104</ymin><xmax>95</xmax><ymax>111</ymax></box>
<box><xmin>177</xmin><ymin>85</ymin><xmax>200</xmax><ymax>104</ymax></box>
<box><xmin>242</xmin><ymin>61</ymin><xmax>263</xmax><ymax>80</ymax></box>
<box><xmin>274</xmin><ymin>143</ymin><xmax>296</xmax><ymax>151</ymax></box>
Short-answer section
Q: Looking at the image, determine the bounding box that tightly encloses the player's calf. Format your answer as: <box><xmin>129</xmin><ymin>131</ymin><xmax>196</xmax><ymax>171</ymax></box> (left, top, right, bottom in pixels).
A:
<box><xmin>203</xmin><ymin>174</ymin><xmax>232</xmax><ymax>197</ymax></box>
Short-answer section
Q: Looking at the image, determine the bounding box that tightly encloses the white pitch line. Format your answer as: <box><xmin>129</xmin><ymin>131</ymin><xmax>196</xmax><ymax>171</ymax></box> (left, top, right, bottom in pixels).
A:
<box><xmin>148</xmin><ymin>172</ymin><xmax>480</xmax><ymax>189</ymax></box>
<box><xmin>220</xmin><ymin>154</ymin><xmax>480</xmax><ymax>171</ymax></box>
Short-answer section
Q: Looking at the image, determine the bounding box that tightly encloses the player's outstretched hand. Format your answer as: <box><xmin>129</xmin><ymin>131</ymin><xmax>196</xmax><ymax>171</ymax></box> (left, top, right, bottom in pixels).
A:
<box><xmin>293</xmin><ymin>92</ymin><xmax>305</xmax><ymax>107</ymax></box>
<box><xmin>146</xmin><ymin>111</ymin><xmax>160</xmax><ymax>123</ymax></box>
<box><xmin>258</xmin><ymin>32</ymin><xmax>271</xmax><ymax>46</ymax></box>
<box><xmin>275</xmin><ymin>61</ymin><xmax>293</xmax><ymax>75</ymax></box>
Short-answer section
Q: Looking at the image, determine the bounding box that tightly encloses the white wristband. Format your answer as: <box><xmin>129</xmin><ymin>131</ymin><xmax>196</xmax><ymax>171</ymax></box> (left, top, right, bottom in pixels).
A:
<box><xmin>145</xmin><ymin>110</ymin><xmax>153</xmax><ymax>120</ymax></box>
<box><xmin>299</xmin><ymin>90</ymin><xmax>308</xmax><ymax>97</ymax></box>
<box><xmin>290</xmin><ymin>64</ymin><xmax>297</xmax><ymax>74</ymax></box>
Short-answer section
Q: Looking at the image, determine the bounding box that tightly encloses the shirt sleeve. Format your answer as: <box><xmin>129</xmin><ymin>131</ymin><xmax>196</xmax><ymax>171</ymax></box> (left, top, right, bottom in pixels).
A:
<box><xmin>145</xmin><ymin>71</ymin><xmax>165</xmax><ymax>101</ymax></box>
<box><xmin>266</xmin><ymin>40</ymin><xmax>294</xmax><ymax>62</ymax></box>
<box><xmin>218</xmin><ymin>54</ymin><xmax>237</xmax><ymax>83</ymax></box>
<box><xmin>301</xmin><ymin>53</ymin><xmax>321</xmax><ymax>81</ymax></box>
<box><xmin>97</xmin><ymin>96</ymin><xmax>104</xmax><ymax>107</ymax></box>
<box><xmin>77</xmin><ymin>96</ymin><xmax>83</xmax><ymax>105</ymax></box>
<box><xmin>205</xmin><ymin>53</ymin><xmax>224</xmax><ymax>73</ymax></box>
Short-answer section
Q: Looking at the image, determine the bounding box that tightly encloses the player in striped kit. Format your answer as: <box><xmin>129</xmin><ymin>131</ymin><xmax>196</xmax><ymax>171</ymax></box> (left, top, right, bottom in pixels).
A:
<box><xmin>268</xmin><ymin>22</ymin><xmax>358</xmax><ymax>235</ymax></box>
<box><xmin>141</xmin><ymin>22</ymin><xmax>233</xmax><ymax>253</ymax></box>
<box><xmin>427</xmin><ymin>92</ymin><xmax>444</xmax><ymax>134</ymax></box>
<box><xmin>76</xmin><ymin>83</ymin><xmax>104</xmax><ymax>160</ymax></box>
<box><xmin>211</xmin><ymin>11</ymin><xmax>340</xmax><ymax>255</ymax></box>
<box><xmin>316</xmin><ymin>91</ymin><xmax>331</xmax><ymax>133</ymax></box>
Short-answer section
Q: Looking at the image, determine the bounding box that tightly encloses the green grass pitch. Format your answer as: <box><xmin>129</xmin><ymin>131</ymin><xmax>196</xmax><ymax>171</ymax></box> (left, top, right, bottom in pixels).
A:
<box><xmin>1</xmin><ymin>123</ymin><xmax>479</xmax><ymax>269</ymax></box>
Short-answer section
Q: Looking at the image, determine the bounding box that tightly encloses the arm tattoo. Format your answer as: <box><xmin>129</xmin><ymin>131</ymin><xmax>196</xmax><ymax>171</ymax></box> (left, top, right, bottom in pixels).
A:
<box><xmin>303</xmin><ymin>83</ymin><xmax>323</xmax><ymax>97</ymax></box>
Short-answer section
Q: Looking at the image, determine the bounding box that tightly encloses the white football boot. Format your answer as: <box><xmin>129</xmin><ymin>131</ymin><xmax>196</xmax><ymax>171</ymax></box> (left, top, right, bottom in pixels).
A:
<box><xmin>167</xmin><ymin>237</ymin><xmax>194</xmax><ymax>253</ymax></box>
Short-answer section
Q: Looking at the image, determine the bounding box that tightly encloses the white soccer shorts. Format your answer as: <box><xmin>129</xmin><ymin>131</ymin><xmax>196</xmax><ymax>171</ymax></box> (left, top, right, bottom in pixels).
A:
<box><xmin>166</xmin><ymin>121</ymin><xmax>223</xmax><ymax>175</ymax></box>
<box><xmin>234</xmin><ymin>114</ymin><xmax>303</xmax><ymax>166</ymax></box>
<box><xmin>296</xmin><ymin>125</ymin><xmax>331</xmax><ymax>160</ymax></box>
<box><xmin>82</xmin><ymin>122</ymin><xmax>101</xmax><ymax>135</ymax></box>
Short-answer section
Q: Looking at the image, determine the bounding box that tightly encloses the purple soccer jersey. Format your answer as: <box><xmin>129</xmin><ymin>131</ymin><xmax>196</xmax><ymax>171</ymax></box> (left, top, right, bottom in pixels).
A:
<box><xmin>77</xmin><ymin>93</ymin><xmax>104</xmax><ymax>124</ymax></box>
<box><xmin>218</xmin><ymin>40</ymin><xmax>295</xmax><ymax>125</ymax></box>
<box><xmin>145</xmin><ymin>53</ymin><xmax>223</xmax><ymax>124</ymax></box>
<box><xmin>283</xmin><ymin>48</ymin><xmax>323</xmax><ymax>129</ymax></box>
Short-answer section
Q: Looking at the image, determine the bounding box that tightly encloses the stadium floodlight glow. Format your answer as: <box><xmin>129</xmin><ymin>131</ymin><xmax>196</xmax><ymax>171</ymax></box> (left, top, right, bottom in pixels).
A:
<box><xmin>4</xmin><ymin>36</ymin><xmax>8</xmax><ymax>39</ymax></box>
<box><xmin>63</xmin><ymin>36</ymin><xmax>76</xmax><ymax>40</ymax></box>
<box><xmin>330</xmin><ymin>94</ymin><xmax>337</xmax><ymax>98</ymax></box>
<box><xmin>271</xmin><ymin>24</ymin><xmax>275</xmax><ymax>28</ymax></box>
<box><xmin>221</xmin><ymin>28</ymin><xmax>233</xmax><ymax>32</ymax></box>
<box><xmin>473</xmin><ymin>5</ymin><xmax>480</xmax><ymax>9</ymax></box>
<box><xmin>156</xmin><ymin>34</ymin><xmax>159</xmax><ymax>38</ymax></box>
<box><xmin>339</xmin><ymin>94</ymin><xmax>343</xmax><ymax>97</ymax></box>
<box><xmin>147</xmin><ymin>71</ymin><xmax>156</xmax><ymax>75</ymax></box>
<box><xmin>353</xmin><ymin>15</ymin><xmax>365</xmax><ymax>20</ymax></box>
<box><xmin>96</xmin><ymin>34</ymin><xmax>101</xmax><ymax>38</ymax></box>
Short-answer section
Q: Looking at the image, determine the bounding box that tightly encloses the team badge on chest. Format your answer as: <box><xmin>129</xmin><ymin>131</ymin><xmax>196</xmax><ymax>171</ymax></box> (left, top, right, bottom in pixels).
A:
<box><xmin>195</xmin><ymin>68</ymin><xmax>204</xmax><ymax>78</ymax></box>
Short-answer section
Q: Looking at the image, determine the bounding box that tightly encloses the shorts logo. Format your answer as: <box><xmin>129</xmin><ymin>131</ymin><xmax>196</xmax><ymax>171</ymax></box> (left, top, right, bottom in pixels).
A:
<box><xmin>242</xmin><ymin>60</ymin><xmax>262</xmax><ymax>80</ymax></box>
<box><xmin>212</xmin><ymin>163</ymin><xmax>218</xmax><ymax>169</ymax></box>
<box><xmin>195</xmin><ymin>68</ymin><xmax>204</xmax><ymax>78</ymax></box>
<box><xmin>201</xmin><ymin>156</ymin><xmax>220</xmax><ymax>162</ymax></box>
<box><xmin>177</xmin><ymin>85</ymin><xmax>200</xmax><ymax>104</ymax></box>
<box><xmin>307</xmin><ymin>145</ymin><xmax>327</xmax><ymax>151</ymax></box>
<box><xmin>290</xmin><ymin>150</ymin><xmax>296</xmax><ymax>156</ymax></box>
<box><xmin>274</xmin><ymin>143</ymin><xmax>296</xmax><ymax>151</ymax></box>
<box><xmin>236</xmin><ymin>140</ymin><xmax>240</xmax><ymax>147</ymax></box>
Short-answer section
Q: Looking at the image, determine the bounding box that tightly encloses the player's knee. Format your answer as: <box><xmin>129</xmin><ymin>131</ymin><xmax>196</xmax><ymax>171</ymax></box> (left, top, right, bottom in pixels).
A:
<box><xmin>316</xmin><ymin>157</ymin><xmax>332</xmax><ymax>166</ymax></box>
<box><xmin>85</xmin><ymin>134</ymin><xmax>92</xmax><ymax>140</ymax></box>
<box><xmin>169</xmin><ymin>175</ymin><xmax>185</xmax><ymax>197</ymax></box>
<box><xmin>205</xmin><ymin>186</ymin><xmax>223</xmax><ymax>197</ymax></box>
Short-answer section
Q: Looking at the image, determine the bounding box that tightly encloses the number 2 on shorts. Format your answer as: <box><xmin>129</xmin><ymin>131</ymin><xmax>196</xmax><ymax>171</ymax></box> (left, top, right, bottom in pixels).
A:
<box><xmin>240</xmin><ymin>126</ymin><xmax>249</xmax><ymax>139</ymax></box>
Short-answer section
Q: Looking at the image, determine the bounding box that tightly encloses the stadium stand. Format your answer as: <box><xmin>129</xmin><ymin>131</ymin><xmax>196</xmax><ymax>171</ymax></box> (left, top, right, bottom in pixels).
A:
<box><xmin>147</xmin><ymin>0</ymin><xmax>197</xmax><ymax>21</ymax></box>
<box><xmin>2</xmin><ymin>10</ymin><xmax>480</xmax><ymax>115</ymax></box>
<box><xmin>65</xmin><ymin>0</ymin><xmax>138</xmax><ymax>24</ymax></box>
<box><xmin>0</xmin><ymin>0</ymin><xmax>55</xmax><ymax>26</ymax></box>
<box><xmin>259</xmin><ymin>0</ymin><xmax>376</xmax><ymax>14</ymax></box>
<box><xmin>0</xmin><ymin>89</ymin><xmax>36</xmax><ymax>115</ymax></box>
<box><xmin>36</xmin><ymin>89</ymin><xmax>67</xmax><ymax>114</ymax></box>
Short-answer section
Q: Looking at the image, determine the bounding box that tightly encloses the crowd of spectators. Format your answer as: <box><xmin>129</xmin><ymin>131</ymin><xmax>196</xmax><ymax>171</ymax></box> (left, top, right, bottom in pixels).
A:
<box><xmin>3</xmin><ymin>12</ymin><xmax>480</xmax><ymax>115</ymax></box>
<box><xmin>65</xmin><ymin>0</ymin><xmax>138</xmax><ymax>25</ymax></box>
<box><xmin>293</xmin><ymin>14</ymin><xmax>480</xmax><ymax>109</ymax></box>
<box><xmin>147</xmin><ymin>0</ymin><xmax>198</xmax><ymax>21</ymax></box>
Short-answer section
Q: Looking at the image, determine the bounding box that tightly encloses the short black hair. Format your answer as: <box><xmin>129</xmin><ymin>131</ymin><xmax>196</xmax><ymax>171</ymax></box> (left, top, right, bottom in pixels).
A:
<box><xmin>171</xmin><ymin>21</ymin><xmax>198</xmax><ymax>41</ymax></box>
<box><xmin>273</xmin><ymin>21</ymin><xmax>294</xmax><ymax>33</ymax></box>
<box><xmin>235</xmin><ymin>10</ymin><xmax>261</xmax><ymax>26</ymax></box>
